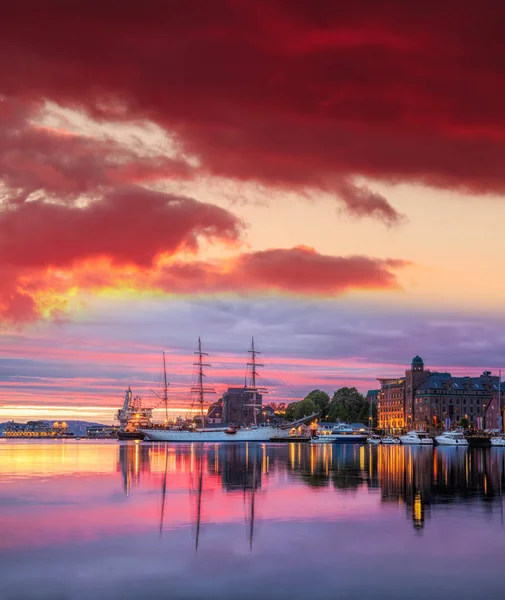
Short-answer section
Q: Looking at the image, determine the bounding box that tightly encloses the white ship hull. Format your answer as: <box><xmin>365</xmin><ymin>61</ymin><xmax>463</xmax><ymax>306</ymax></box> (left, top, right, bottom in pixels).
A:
<box><xmin>141</xmin><ymin>425</ymin><xmax>291</xmax><ymax>442</ymax></box>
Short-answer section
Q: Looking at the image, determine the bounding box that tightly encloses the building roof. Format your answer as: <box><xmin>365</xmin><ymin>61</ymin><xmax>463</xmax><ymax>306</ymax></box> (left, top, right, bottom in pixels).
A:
<box><xmin>417</xmin><ymin>372</ymin><xmax>503</xmax><ymax>393</ymax></box>
<box><xmin>366</xmin><ymin>389</ymin><xmax>380</xmax><ymax>396</ymax></box>
<box><xmin>207</xmin><ymin>405</ymin><xmax>223</xmax><ymax>418</ymax></box>
<box><xmin>412</xmin><ymin>355</ymin><xmax>424</xmax><ymax>365</ymax></box>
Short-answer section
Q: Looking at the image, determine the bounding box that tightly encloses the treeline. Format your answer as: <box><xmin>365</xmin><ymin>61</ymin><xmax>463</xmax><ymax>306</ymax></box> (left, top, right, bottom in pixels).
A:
<box><xmin>277</xmin><ymin>387</ymin><xmax>376</xmax><ymax>425</ymax></box>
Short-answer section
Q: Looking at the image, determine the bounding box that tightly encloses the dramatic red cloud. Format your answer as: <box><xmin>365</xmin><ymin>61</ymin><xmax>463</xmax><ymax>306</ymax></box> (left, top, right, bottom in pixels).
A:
<box><xmin>0</xmin><ymin>98</ymin><xmax>193</xmax><ymax>203</ymax></box>
<box><xmin>0</xmin><ymin>186</ymin><xmax>243</xmax><ymax>324</ymax></box>
<box><xmin>153</xmin><ymin>246</ymin><xmax>407</xmax><ymax>294</ymax></box>
<box><xmin>0</xmin><ymin>187</ymin><xmax>242</xmax><ymax>269</ymax></box>
<box><xmin>1</xmin><ymin>2</ymin><xmax>503</xmax><ymax>221</ymax></box>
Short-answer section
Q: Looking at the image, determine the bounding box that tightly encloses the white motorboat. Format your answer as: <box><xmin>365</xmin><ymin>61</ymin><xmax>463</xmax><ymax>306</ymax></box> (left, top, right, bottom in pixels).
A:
<box><xmin>400</xmin><ymin>431</ymin><xmax>434</xmax><ymax>445</ymax></box>
<box><xmin>366</xmin><ymin>434</ymin><xmax>381</xmax><ymax>445</ymax></box>
<box><xmin>307</xmin><ymin>424</ymin><xmax>367</xmax><ymax>443</ymax></box>
<box><xmin>329</xmin><ymin>424</ymin><xmax>368</xmax><ymax>442</ymax></box>
<box><xmin>490</xmin><ymin>434</ymin><xmax>505</xmax><ymax>446</ymax></box>
<box><xmin>382</xmin><ymin>435</ymin><xmax>400</xmax><ymax>445</ymax></box>
<box><xmin>435</xmin><ymin>431</ymin><xmax>469</xmax><ymax>446</ymax></box>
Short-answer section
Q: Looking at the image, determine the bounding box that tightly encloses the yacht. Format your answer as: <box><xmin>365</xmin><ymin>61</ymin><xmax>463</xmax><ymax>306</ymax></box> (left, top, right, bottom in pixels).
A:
<box><xmin>366</xmin><ymin>434</ymin><xmax>381</xmax><ymax>445</ymax></box>
<box><xmin>400</xmin><ymin>431</ymin><xmax>434</xmax><ymax>445</ymax></box>
<box><xmin>490</xmin><ymin>434</ymin><xmax>505</xmax><ymax>446</ymax></box>
<box><xmin>435</xmin><ymin>431</ymin><xmax>469</xmax><ymax>446</ymax></box>
<box><xmin>382</xmin><ymin>435</ymin><xmax>400</xmax><ymax>445</ymax></box>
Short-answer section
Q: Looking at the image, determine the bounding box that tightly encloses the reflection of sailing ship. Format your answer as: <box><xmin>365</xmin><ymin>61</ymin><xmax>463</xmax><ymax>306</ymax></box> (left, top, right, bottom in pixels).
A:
<box><xmin>187</xmin><ymin>444</ymin><xmax>262</xmax><ymax>552</ymax></box>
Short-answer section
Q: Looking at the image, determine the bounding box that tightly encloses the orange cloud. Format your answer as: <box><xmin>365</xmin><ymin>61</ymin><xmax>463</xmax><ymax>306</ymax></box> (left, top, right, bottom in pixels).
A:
<box><xmin>1</xmin><ymin>246</ymin><xmax>408</xmax><ymax>325</ymax></box>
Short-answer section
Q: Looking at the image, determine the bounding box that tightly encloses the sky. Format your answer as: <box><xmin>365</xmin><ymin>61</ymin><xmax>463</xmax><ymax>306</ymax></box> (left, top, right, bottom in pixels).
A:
<box><xmin>1</xmin><ymin>1</ymin><xmax>505</xmax><ymax>422</ymax></box>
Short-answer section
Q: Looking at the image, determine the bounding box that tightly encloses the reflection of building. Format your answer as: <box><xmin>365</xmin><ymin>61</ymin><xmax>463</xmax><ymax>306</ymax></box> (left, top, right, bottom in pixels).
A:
<box><xmin>207</xmin><ymin>444</ymin><xmax>263</xmax><ymax>492</ymax></box>
<box><xmin>222</xmin><ymin>387</ymin><xmax>263</xmax><ymax>425</ymax></box>
<box><xmin>378</xmin><ymin>356</ymin><xmax>503</xmax><ymax>431</ymax></box>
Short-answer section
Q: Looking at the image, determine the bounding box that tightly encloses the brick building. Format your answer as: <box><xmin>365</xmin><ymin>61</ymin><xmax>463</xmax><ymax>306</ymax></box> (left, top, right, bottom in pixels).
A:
<box><xmin>377</xmin><ymin>377</ymin><xmax>406</xmax><ymax>433</ymax></box>
<box><xmin>377</xmin><ymin>356</ymin><xmax>503</xmax><ymax>432</ymax></box>
<box><xmin>222</xmin><ymin>387</ymin><xmax>263</xmax><ymax>425</ymax></box>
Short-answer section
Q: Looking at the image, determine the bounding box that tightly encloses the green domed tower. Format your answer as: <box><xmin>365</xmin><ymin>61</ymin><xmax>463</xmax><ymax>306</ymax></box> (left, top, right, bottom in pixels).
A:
<box><xmin>411</xmin><ymin>355</ymin><xmax>424</xmax><ymax>371</ymax></box>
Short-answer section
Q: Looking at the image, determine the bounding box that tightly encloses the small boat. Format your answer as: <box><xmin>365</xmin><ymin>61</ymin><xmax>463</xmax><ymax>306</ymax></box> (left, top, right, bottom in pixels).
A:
<box><xmin>328</xmin><ymin>424</ymin><xmax>368</xmax><ymax>443</ymax></box>
<box><xmin>490</xmin><ymin>434</ymin><xmax>505</xmax><ymax>446</ymax></box>
<box><xmin>435</xmin><ymin>431</ymin><xmax>469</xmax><ymax>446</ymax></box>
<box><xmin>382</xmin><ymin>435</ymin><xmax>400</xmax><ymax>445</ymax></box>
<box><xmin>366</xmin><ymin>434</ymin><xmax>381</xmax><ymax>445</ymax></box>
<box><xmin>400</xmin><ymin>431</ymin><xmax>434</xmax><ymax>445</ymax></box>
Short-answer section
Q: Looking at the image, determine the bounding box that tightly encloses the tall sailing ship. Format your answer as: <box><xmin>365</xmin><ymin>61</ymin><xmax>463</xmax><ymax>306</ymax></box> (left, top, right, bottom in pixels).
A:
<box><xmin>141</xmin><ymin>338</ymin><xmax>315</xmax><ymax>442</ymax></box>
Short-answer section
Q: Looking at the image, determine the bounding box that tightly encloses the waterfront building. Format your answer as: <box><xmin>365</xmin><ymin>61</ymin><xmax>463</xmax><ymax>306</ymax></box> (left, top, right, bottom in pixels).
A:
<box><xmin>377</xmin><ymin>378</ymin><xmax>406</xmax><ymax>433</ymax></box>
<box><xmin>4</xmin><ymin>420</ymin><xmax>73</xmax><ymax>438</ymax></box>
<box><xmin>377</xmin><ymin>356</ymin><xmax>504</xmax><ymax>432</ymax></box>
<box><xmin>206</xmin><ymin>403</ymin><xmax>223</xmax><ymax>424</ymax></box>
<box><xmin>86</xmin><ymin>425</ymin><xmax>118</xmax><ymax>439</ymax></box>
<box><xmin>222</xmin><ymin>387</ymin><xmax>263</xmax><ymax>425</ymax></box>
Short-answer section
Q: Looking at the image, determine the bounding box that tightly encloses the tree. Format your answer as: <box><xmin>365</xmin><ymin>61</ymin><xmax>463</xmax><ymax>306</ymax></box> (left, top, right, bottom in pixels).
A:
<box><xmin>328</xmin><ymin>387</ymin><xmax>371</xmax><ymax>424</ymax></box>
<box><xmin>284</xmin><ymin>402</ymin><xmax>298</xmax><ymax>422</ymax></box>
<box><xmin>293</xmin><ymin>397</ymin><xmax>318</xmax><ymax>420</ymax></box>
<box><xmin>304</xmin><ymin>390</ymin><xmax>330</xmax><ymax>420</ymax></box>
<box><xmin>459</xmin><ymin>417</ymin><xmax>469</xmax><ymax>429</ymax></box>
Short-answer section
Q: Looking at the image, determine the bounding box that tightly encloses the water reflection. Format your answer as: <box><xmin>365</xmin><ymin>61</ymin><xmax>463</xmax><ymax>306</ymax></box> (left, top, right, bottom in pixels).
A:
<box><xmin>3</xmin><ymin>441</ymin><xmax>505</xmax><ymax>598</ymax></box>
<box><xmin>113</xmin><ymin>442</ymin><xmax>505</xmax><ymax>535</ymax></box>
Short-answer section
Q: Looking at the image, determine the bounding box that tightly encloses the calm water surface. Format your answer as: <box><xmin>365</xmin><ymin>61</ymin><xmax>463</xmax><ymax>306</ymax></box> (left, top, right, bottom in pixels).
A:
<box><xmin>2</xmin><ymin>440</ymin><xmax>505</xmax><ymax>599</ymax></box>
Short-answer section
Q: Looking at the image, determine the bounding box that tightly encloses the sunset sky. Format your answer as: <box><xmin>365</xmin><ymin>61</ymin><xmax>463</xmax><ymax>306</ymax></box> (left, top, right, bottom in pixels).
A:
<box><xmin>1</xmin><ymin>1</ymin><xmax>505</xmax><ymax>423</ymax></box>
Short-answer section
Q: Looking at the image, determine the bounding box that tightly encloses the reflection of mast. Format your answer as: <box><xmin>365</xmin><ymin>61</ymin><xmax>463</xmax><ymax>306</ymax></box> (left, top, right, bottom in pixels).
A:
<box><xmin>159</xmin><ymin>445</ymin><xmax>169</xmax><ymax>538</ymax></box>
<box><xmin>195</xmin><ymin>451</ymin><xmax>203</xmax><ymax>552</ymax></box>
<box><xmin>249</xmin><ymin>454</ymin><xmax>257</xmax><ymax>551</ymax></box>
<box><xmin>191</xmin><ymin>338</ymin><xmax>215</xmax><ymax>428</ymax></box>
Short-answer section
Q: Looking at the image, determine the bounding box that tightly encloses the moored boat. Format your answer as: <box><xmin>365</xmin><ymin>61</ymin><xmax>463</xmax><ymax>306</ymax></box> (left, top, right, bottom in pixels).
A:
<box><xmin>366</xmin><ymin>434</ymin><xmax>381</xmax><ymax>445</ymax></box>
<box><xmin>400</xmin><ymin>431</ymin><xmax>434</xmax><ymax>445</ymax></box>
<box><xmin>435</xmin><ymin>431</ymin><xmax>469</xmax><ymax>446</ymax></box>
<box><xmin>382</xmin><ymin>435</ymin><xmax>400</xmax><ymax>445</ymax></box>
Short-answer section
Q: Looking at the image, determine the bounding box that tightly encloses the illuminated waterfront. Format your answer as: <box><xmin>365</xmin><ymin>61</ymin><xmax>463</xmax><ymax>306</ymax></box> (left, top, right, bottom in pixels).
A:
<box><xmin>2</xmin><ymin>441</ymin><xmax>505</xmax><ymax>599</ymax></box>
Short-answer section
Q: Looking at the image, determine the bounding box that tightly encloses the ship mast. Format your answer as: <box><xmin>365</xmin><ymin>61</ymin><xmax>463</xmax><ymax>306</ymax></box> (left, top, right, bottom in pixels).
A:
<box><xmin>191</xmin><ymin>338</ymin><xmax>214</xmax><ymax>428</ymax></box>
<box><xmin>163</xmin><ymin>351</ymin><xmax>169</xmax><ymax>424</ymax></box>
<box><xmin>246</xmin><ymin>337</ymin><xmax>266</xmax><ymax>427</ymax></box>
